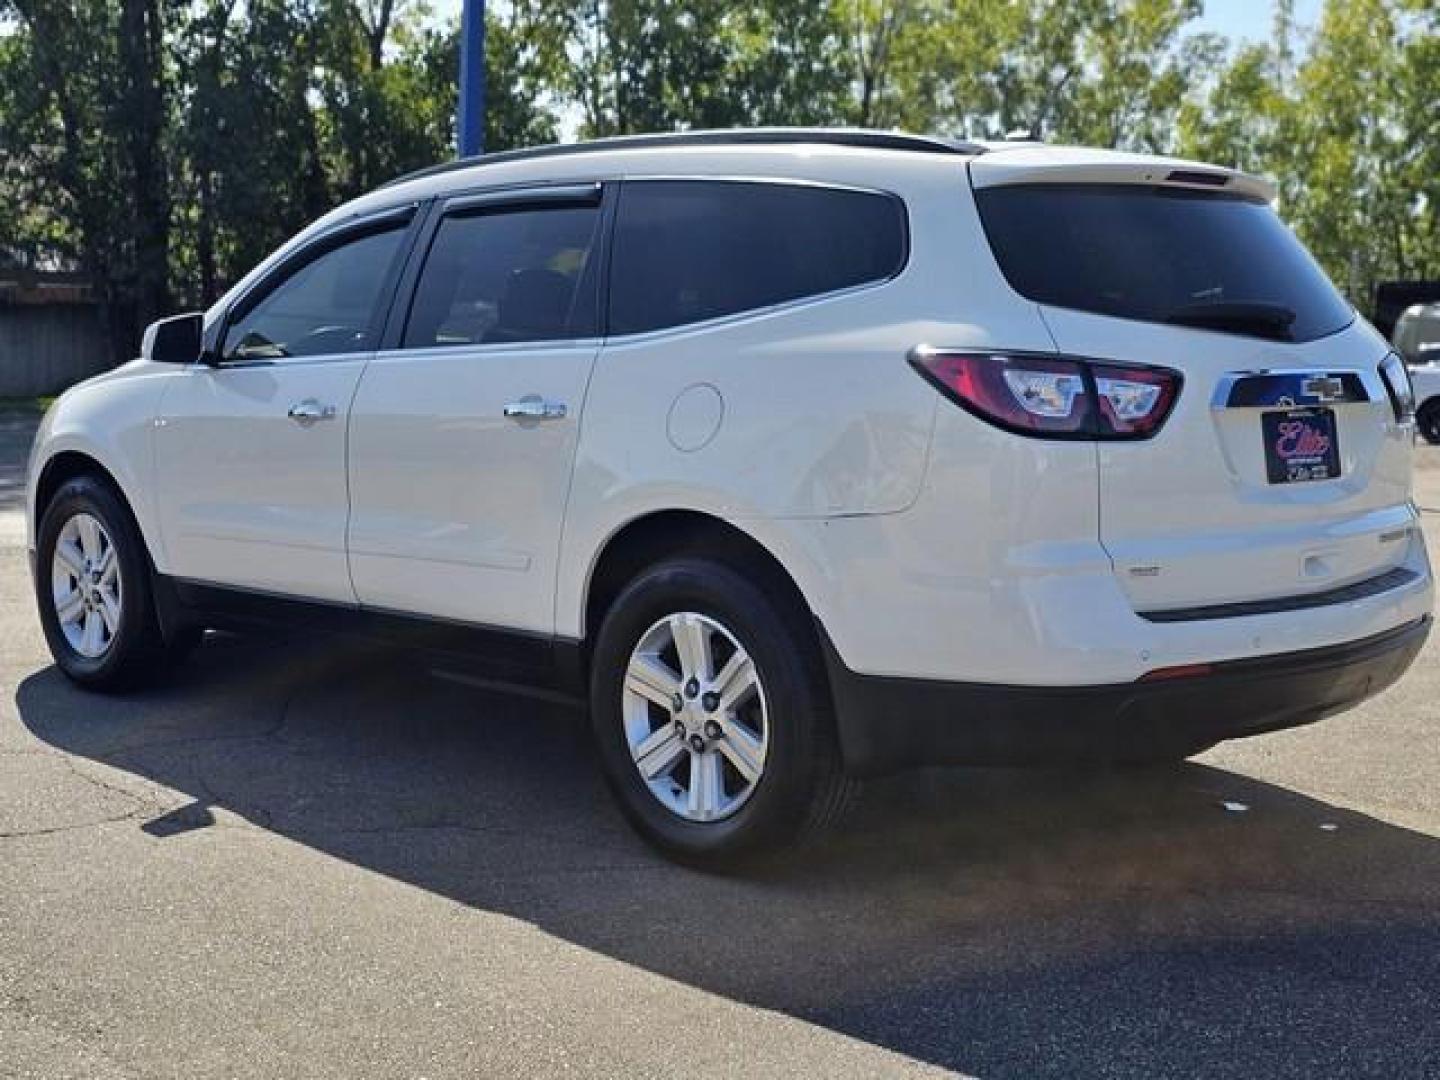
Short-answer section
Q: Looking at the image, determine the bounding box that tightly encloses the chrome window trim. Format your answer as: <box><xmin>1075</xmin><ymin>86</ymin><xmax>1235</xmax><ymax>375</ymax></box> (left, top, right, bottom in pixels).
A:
<box><xmin>370</xmin><ymin>337</ymin><xmax>604</xmax><ymax>362</ymax></box>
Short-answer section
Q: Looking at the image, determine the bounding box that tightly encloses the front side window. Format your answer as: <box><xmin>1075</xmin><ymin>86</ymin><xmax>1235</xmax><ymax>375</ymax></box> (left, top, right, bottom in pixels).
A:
<box><xmin>608</xmin><ymin>180</ymin><xmax>907</xmax><ymax>336</ymax></box>
<box><xmin>222</xmin><ymin>227</ymin><xmax>405</xmax><ymax>361</ymax></box>
<box><xmin>403</xmin><ymin>204</ymin><xmax>601</xmax><ymax>348</ymax></box>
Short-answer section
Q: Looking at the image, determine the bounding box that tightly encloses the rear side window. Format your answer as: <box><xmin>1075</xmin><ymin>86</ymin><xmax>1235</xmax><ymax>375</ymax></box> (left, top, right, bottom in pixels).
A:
<box><xmin>609</xmin><ymin>180</ymin><xmax>906</xmax><ymax>335</ymax></box>
<box><xmin>975</xmin><ymin>185</ymin><xmax>1353</xmax><ymax>343</ymax></box>
<box><xmin>404</xmin><ymin>204</ymin><xmax>601</xmax><ymax>348</ymax></box>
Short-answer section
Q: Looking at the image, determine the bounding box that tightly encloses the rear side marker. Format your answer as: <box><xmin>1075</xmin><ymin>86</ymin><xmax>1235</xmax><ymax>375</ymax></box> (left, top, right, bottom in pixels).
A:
<box><xmin>1138</xmin><ymin>663</ymin><xmax>1214</xmax><ymax>683</ymax></box>
<box><xmin>909</xmin><ymin>347</ymin><xmax>1182</xmax><ymax>440</ymax></box>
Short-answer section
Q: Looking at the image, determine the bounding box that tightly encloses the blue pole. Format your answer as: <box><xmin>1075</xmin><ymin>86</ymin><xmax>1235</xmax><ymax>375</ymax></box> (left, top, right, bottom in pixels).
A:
<box><xmin>458</xmin><ymin>0</ymin><xmax>486</xmax><ymax>157</ymax></box>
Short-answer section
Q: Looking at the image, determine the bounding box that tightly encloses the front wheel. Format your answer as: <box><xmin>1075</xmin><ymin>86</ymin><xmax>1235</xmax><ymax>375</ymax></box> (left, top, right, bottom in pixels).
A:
<box><xmin>589</xmin><ymin>557</ymin><xmax>851</xmax><ymax>866</ymax></box>
<box><xmin>35</xmin><ymin>476</ymin><xmax>175</xmax><ymax>690</ymax></box>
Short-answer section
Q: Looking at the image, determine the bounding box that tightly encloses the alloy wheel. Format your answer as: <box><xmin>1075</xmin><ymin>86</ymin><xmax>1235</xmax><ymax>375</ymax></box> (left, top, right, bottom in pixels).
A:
<box><xmin>622</xmin><ymin>612</ymin><xmax>769</xmax><ymax>822</ymax></box>
<box><xmin>51</xmin><ymin>512</ymin><xmax>122</xmax><ymax>659</ymax></box>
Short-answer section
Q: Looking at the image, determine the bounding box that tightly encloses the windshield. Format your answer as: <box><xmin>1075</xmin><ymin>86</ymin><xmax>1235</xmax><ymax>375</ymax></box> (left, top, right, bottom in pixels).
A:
<box><xmin>974</xmin><ymin>184</ymin><xmax>1354</xmax><ymax>343</ymax></box>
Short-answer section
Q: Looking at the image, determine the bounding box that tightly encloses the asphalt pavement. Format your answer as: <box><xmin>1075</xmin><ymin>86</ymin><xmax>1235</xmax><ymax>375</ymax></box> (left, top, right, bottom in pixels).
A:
<box><xmin>2</xmin><ymin>405</ymin><xmax>1439</xmax><ymax>1079</ymax></box>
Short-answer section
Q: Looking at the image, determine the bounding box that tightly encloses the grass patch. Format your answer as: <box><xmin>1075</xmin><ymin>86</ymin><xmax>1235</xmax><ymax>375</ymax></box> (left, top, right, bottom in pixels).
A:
<box><xmin>0</xmin><ymin>396</ymin><xmax>56</xmax><ymax>414</ymax></box>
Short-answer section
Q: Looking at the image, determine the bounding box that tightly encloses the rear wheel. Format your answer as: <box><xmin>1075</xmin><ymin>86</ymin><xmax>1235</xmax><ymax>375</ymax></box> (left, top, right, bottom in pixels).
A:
<box><xmin>1417</xmin><ymin>400</ymin><xmax>1440</xmax><ymax>445</ymax></box>
<box><xmin>589</xmin><ymin>557</ymin><xmax>851</xmax><ymax>865</ymax></box>
<box><xmin>35</xmin><ymin>476</ymin><xmax>178</xmax><ymax>690</ymax></box>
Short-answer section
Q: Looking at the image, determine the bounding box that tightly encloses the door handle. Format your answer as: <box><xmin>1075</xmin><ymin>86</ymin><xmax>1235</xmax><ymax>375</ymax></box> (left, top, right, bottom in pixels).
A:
<box><xmin>287</xmin><ymin>399</ymin><xmax>337</xmax><ymax>426</ymax></box>
<box><xmin>503</xmin><ymin>396</ymin><xmax>567</xmax><ymax>421</ymax></box>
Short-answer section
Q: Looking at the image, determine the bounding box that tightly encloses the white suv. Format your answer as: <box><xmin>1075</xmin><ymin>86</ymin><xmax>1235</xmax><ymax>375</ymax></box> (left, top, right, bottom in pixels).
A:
<box><xmin>27</xmin><ymin>130</ymin><xmax>1432</xmax><ymax>863</ymax></box>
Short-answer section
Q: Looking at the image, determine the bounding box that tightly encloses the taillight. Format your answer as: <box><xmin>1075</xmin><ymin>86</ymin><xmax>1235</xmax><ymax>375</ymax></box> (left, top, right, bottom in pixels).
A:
<box><xmin>909</xmin><ymin>348</ymin><xmax>1181</xmax><ymax>440</ymax></box>
<box><xmin>1378</xmin><ymin>351</ymin><xmax>1415</xmax><ymax>423</ymax></box>
<box><xmin>1091</xmin><ymin>363</ymin><xmax>1181</xmax><ymax>437</ymax></box>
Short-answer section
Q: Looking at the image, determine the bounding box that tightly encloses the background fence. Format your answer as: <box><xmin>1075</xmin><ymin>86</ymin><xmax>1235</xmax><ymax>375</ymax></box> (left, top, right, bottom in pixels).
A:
<box><xmin>0</xmin><ymin>303</ymin><xmax>110</xmax><ymax>398</ymax></box>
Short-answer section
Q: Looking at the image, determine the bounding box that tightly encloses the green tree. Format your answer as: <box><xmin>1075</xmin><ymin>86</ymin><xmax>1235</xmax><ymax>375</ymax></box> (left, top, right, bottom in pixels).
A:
<box><xmin>173</xmin><ymin>0</ymin><xmax>332</xmax><ymax>304</ymax></box>
<box><xmin>1061</xmin><ymin>0</ymin><xmax>1221</xmax><ymax>151</ymax></box>
<box><xmin>0</xmin><ymin>0</ymin><xmax>172</xmax><ymax>360</ymax></box>
<box><xmin>1179</xmin><ymin>0</ymin><xmax>1439</xmax><ymax>305</ymax></box>
<box><xmin>2</xmin><ymin>0</ymin><xmax>1436</xmax><ymax>359</ymax></box>
<box><xmin>728</xmin><ymin>0</ymin><xmax>853</xmax><ymax>125</ymax></box>
<box><xmin>565</xmin><ymin>0</ymin><xmax>851</xmax><ymax>135</ymax></box>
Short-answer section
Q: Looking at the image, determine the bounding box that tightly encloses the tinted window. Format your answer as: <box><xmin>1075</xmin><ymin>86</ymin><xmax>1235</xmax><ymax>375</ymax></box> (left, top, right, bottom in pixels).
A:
<box><xmin>404</xmin><ymin>205</ymin><xmax>600</xmax><ymax>347</ymax></box>
<box><xmin>609</xmin><ymin>181</ymin><xmax>906</xmax><ymax>335</ymax></box>
<box><xmin>975</xmin><ymin>185</ymin><xmax>1353</xmax><ymax>343</ymax></box>
<box><xmin>223</xmin><ymin>227</ymin><xmax>404</xmax><ymax>361</ymax></box>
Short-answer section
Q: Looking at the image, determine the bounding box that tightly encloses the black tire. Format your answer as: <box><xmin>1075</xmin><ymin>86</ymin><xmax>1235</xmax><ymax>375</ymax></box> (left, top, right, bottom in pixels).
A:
<box><xmin>1417</xmin><ymin>400</ymin><xmax>1440</xmax><ymax>445</ymax></box>
<box><xmin>589</xmin><ymin>556</ymin><xmax>852</xmax><ymax>866</ymax></box>
<box><xmin>34</xmin><ymin>475</ymin><xmax>173</xmax><ymax>691</ymax></box>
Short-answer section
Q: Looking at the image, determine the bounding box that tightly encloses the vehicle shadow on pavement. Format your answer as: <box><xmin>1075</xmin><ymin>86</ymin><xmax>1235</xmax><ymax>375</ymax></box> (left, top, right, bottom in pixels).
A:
<box><xmin>17</xmin><ymin>631</ymin><xmax>1440</xmax><ymax>1078</ymax></box>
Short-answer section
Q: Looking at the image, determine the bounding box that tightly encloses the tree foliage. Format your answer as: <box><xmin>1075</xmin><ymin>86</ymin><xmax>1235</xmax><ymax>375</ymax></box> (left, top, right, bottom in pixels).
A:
<box><xmin>0</xmin><ymin>0</ymin><xmax>1435</xmax><ymax>361</ymax></box>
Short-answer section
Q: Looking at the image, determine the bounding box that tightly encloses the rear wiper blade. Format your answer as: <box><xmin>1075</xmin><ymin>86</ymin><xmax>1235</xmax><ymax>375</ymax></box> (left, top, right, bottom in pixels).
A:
<box><xmin>1164</xmin><ymin>301</ymin><xmax>1298</xmax><ymax>339</ymax></box>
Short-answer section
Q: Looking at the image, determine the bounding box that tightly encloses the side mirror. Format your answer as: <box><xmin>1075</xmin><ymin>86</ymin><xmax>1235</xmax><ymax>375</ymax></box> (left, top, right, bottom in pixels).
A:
<box><xmin>141</xmin><ymin>312</ymin><xmax>204</xmax><ymax>364</ymax></box>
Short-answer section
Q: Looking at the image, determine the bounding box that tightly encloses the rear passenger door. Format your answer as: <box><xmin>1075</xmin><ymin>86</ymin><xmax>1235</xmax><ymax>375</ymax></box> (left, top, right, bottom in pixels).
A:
<box><xmin>346</xmin><ymin>184</ymin><xmax>607</xmax><ymax>635</ymax></box>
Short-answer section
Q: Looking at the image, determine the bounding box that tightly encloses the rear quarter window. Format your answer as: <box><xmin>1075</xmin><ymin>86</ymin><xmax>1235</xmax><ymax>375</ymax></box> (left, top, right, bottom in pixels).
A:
<box><xmin>974</xmin><ymin>184</ymin><xmax>1354</xmax><ymax>343</ymax></box>
<box><xmin>608</xmin><ymin>180</ymin><xmax>907</xmax><ymax>335</ymax></box>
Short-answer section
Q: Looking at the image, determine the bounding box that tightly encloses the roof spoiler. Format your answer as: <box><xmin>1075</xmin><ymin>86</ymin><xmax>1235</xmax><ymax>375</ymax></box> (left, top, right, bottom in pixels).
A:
<box><xmin>969</xmin><ymin>147</ymin><xmax>1276</xmax><ymax>202</ymax></box>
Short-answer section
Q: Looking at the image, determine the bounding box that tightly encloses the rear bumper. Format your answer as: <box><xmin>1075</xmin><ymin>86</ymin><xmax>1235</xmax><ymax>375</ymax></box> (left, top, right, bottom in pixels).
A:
<box><xmin>824</xmin><ymin>616</ymin><xmax>1430</xmax><ymax>777</ymax></box>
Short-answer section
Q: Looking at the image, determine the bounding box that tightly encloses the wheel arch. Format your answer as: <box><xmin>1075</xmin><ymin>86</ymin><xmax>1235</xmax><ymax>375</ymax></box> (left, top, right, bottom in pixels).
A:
<box><xmin>35</xmin><ymin>450</ymin><xmax>115</xmax><ymax>520</ymax></box>
<box><xmin>578</xmin><ymin>509</ymin><xmax>859</xmax><ymax>783</ymax></box>
<box><xmin>580</xmin><ymin>510</ymin><xmax>820</xmax><ymax>649</ymax></box>
<box><xmin>31</xmin><ymin>448</ymin><xmax>163</xmax><ymax>568</ymax></box>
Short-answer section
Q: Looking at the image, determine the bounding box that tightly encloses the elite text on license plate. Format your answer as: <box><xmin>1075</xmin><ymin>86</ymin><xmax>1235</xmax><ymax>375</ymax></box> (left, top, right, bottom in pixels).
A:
<box><xmin>1262</xmin><ymin>407</ymin><xmax>1340</xmax><ymax>484</ymax></box>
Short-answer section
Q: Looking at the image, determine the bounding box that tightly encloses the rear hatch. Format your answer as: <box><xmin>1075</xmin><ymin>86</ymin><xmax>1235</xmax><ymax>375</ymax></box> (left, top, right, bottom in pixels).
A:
<box><xmin>970</xmin><ymin>150</ymin><xmax>1416</xmax><ymax>614</ymax></box>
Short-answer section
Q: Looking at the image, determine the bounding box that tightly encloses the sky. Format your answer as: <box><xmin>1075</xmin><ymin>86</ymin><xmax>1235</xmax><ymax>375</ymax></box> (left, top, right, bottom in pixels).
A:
<box><xmin>431</xmin><ymin>0</ymin><xmax>1327</xmax><ymax>48</ymax></box>
<box><xmin>1202</xmin><ymin>0</ymin><xmax>1323</xmax><ymax>43</ymax></box>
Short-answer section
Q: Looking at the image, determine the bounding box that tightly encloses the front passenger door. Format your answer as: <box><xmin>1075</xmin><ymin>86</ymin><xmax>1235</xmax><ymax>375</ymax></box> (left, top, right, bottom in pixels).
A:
<box><xmin>155</xmin><ymin>211</ymin><xmax>414</xmax><ymax>602</ymax></box>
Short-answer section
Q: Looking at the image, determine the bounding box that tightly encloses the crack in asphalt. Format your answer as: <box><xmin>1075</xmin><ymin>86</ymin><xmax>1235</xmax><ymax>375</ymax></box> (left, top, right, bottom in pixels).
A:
<box><xmin>60</xmin><ymin>755</ymin><xmax>155</xmax><ymax>810</ymax></box>
<box><xmin>0</xmin><ymin>756</ymin><xmax>152</xmax><ymax>841</ymax></box>
<box><xmin>0</xmin><ymin>810</ymin><xmax>139</xmax><ymax>842</ymax></box>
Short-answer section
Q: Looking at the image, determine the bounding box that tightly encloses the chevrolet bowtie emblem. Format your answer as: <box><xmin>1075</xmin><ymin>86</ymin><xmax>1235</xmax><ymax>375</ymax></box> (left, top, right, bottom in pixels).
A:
<box><xmin>1302</xmin><ymin>375</ymin><xmax>1345</xmax><ymax>402</ymax></box>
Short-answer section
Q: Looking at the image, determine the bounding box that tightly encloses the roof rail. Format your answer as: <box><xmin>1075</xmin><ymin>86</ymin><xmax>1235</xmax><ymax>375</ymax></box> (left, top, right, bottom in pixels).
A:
<box><xmin>381</xmin><ymin>128</ymin><xmax>986</xmax><ymax>190</ymax></box>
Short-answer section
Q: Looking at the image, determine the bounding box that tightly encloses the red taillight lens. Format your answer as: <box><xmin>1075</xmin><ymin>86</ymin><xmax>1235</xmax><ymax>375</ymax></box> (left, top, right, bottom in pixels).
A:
<box><xmin>909</xmin><ymin>349</ymin><xmax>1181</xmax><ymax>441</ymax></box>
<box><xmin>910</xmin><ymin>351</ymin><xmax>1092</xmax><ymax>436</ymax></box>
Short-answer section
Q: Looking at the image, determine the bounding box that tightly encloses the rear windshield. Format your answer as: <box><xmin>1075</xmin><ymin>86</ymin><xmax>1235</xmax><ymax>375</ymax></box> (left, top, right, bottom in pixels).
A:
<box><xmin>974</xmin><ymin>184</ymin><xmax>1354</xmax><ymax>343</ymax></box>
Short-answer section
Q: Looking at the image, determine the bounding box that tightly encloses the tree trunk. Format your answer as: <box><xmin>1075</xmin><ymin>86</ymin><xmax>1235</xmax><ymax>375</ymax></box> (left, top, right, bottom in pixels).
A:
<box><xmin>118</xmin><ymin>0</ymin><xmax>171</xmax><ymax>346</ymax></box>
<box><xmin>197</xmin><ymin>168</ymin><xmax>218</xmax><ymax>305</ymax></box>
<box><xmin>368</xmin><ymin>0</ymin><xmax>396</xmax><ymax>70</ymax></box>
